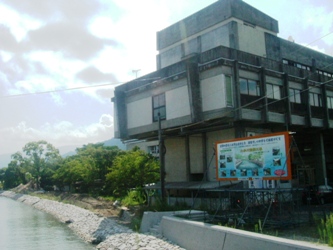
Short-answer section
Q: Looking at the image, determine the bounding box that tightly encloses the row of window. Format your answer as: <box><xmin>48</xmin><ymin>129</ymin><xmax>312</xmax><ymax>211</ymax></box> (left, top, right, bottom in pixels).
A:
<box><xmin>240</xmin><ymin>77</ymin><xmax>328</xmax><ymax>107</ymax></box>
<box><xmin>240</xmin><ymin>79</ymin><xmax>284</xmax><ymax>100</ymax></box>
<box><xmin>282</xmin><ymin>59</ymin><xmax>333</xmax><ymax>78</ymax></box>
<box><xmin>152</xmin><ymin>78</ymin><xmax>333</xmax><ymax>122</ymax></box>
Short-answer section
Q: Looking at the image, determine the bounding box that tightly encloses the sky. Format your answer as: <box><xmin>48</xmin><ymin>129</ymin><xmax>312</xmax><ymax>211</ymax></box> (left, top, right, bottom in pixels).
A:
<box><xmin>0</xmin><ymin>0</ymin><xmax>332</xmax><ymax>162</ymax></box>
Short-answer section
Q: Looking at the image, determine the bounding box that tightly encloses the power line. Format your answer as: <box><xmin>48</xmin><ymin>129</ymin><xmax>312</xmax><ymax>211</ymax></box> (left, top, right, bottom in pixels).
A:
<box><xmin>0</xmin><ymin>82</ymin><xmax>119</xmax><ymax>99</ymax></box>
<box><xmin>0</xmin><ymin>76</ymin><xmax>162</xmax><ymax>99</ymax></box>
<box><xmin>1</xmin><ymin>30</ymin><xmax>332</xmax><ymax>100</ymax></box>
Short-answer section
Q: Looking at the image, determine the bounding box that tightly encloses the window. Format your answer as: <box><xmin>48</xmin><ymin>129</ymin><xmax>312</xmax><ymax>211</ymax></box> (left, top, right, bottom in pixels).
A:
<box><xmin>225</xmin><ymin>75</ymin><xmax>233</xmax><ymax>106</ymax></box>
<box><xmin>147</xmin><ymin>145</ymin><xmax>159</xmax><ymax>157</ymax></box>
<box><xmin>282</xmin><ymin>59</ymin><xmax>311</xmax><ymax>71</ymax></box>
<box><xmin>289</xmin><ymin>88</ymin><xmax>301</xmax><ymax>103</ymax></box>
<box><xmin>327</xmin><ymin>96</ymin><xmax>333</xmax><ymax>109</ymax></box>
<box><xmin>309</xmin><ymin>93</ymin><xmax>322</xmax><ymax>107</ymax></box>
<box><xmin>153</xmin><ymin>93</ymin><xmax>166</xmax><ymax>122</ymax></box>
<box><xmin>266</xmin><ymin>83</ymin><xmax>281</xmax><ymax>100</ymax></box>
<box><xmin>240</xmin><ymin>78</ymin><xmax>260</xmax><ymax>96</ymax></box>
<box><xmin>316</xmin><ymin>70</ymin><xmax>332</xmax><ymax>78</ymax></box>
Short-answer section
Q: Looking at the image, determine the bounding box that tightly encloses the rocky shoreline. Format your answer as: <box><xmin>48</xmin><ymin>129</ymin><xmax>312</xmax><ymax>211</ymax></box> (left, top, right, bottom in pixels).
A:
<box><xmin>0</xmin><ymin>191</ymin><xmax>185</xmax><ymax>250</ymax></box>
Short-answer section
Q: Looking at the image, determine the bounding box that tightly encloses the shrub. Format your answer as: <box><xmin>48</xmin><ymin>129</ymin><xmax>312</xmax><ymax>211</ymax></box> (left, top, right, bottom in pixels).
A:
<box><xmin>318</xmin><ymin>213</ymin><xmax>333</xmax><ymax>246</ymax></box>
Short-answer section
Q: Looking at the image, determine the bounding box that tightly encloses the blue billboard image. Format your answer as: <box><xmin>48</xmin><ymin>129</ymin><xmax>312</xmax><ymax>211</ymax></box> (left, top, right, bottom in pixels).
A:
<box><xmin>216</xmin><ymin>132</ymin><xmax>291</xmax><ymax>181</ymax></box>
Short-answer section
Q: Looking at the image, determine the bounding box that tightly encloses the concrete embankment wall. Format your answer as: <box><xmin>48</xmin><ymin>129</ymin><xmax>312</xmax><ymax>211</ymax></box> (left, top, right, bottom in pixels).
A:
<box><xmin>160</xmin><ymin>216</ymin><xmax>330</xmax><ymax>250</ymax></box>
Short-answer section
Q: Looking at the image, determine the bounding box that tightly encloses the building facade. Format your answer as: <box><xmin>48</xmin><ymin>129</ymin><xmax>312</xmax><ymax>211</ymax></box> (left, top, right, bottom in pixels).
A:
<box><xmin>113</xmin><ymin>0</ymin><xmax>333</xmax><ymax>192</ymax></box>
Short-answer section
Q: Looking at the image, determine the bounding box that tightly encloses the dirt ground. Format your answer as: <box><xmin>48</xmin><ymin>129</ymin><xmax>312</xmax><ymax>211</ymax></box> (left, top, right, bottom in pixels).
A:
<box><xmin>11</xmin><ymin>183</ymin><xmax>128</xmax><ymax>219</ymax></box>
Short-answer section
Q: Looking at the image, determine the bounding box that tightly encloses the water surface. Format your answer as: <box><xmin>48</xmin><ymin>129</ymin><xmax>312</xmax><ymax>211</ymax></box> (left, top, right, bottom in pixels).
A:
<box><xmin>0</xmin><ymin>196</ymin><xmax>94</xmax><ymax>250</ymax></box>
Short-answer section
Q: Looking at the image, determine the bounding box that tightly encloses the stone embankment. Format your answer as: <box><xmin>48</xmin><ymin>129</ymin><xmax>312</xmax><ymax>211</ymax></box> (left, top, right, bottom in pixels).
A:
<box><xmin>0</xmin><ymin>191</ymin><xmax>185</xmax><ymax>250</ymax></box>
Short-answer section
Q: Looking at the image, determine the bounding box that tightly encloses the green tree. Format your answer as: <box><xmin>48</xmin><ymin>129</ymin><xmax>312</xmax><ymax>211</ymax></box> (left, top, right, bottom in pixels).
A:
<box><xmin>0</xmin><ymin>168</ymin><xmax>5</xmax><ymax>189</ymax></box>
<box><xmin>105</xmin><ymin>147</ymin><xmax>160</xmax><ymax>197</ymax></box>
<box><xmin>53</xmin><ymin>156</ymin><xmax>97</xmax><ymax>192</ymax></box>
<box><xmin>3</xmin><ymin>164</ymin><xmax>25</xmax><ymax>189</ymax></box>
<box><xmin>3</xmin><ymin>152</ymin><xmax>29</xmax><ymax>189</ymax></box>
<box><xmin>76</xmin><ymin>143</ymin><xmax>121</xmax><ymax>183</ymax></box>
<box><xmin>22</xmin><ymin>140</ymin><xmax>61</xmax><ymax>189</ymax></box>
<box><xmin>53</xmin><ymin>144</ymin><xmax>121</xmax><ymax>193</ymax></box>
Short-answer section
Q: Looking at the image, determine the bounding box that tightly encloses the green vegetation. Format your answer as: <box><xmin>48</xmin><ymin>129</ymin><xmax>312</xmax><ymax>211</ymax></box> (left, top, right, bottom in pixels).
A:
<box><xmin>1</xmin><ymin>141</ymin><xmax>160</xmax><ymax>199</ymax></box>
<box><xmin>105</xmin><ymin>147</ymin><xmax>160</xmax><ymax>197</ymax></box>
<box><xmin>318</xmin><ymin>213</ymin><xmax>333</xmax><ymax>246</ymax></box>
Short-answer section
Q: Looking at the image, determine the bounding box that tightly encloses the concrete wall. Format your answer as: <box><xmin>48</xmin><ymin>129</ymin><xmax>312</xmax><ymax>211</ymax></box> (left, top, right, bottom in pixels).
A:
<box><xmin>166</xmin><ymin>85</ymin><xmax>191</xmax><ymax>119</ymax></box>
<box><xmin>157</xmin><ymin>0</ymin><xmax>278</xmax><ymax>51</ymax></box>
<box><xmin>165</xmin><ymin>138</ymin><xmax>187</xmax><ymax>182</ymax></box>
<box><xmin>238</xmin><ymin>21</ymin><xmax>267</xmax><ymax>57</ymax></box>
<box><xmin>127</xmin><ymin>98</ymin><xmax>151</xmax><ymax>128</ymax></box>
<box><xmin>161</xmin><ymin>216</ymin><xmax>330</xmax><ymax>250</ymax></box>
<box><xmin>189</xmin><ymin>135</ymin><xmax>204</xmax><ymax>174</ymax></box>
<box><xmin>206</xmin><ymin>129</ymin><xmax>235</xmax><ymax>181</ymax></box>
<box><xmin>201</xmin><ymin>74</ymin><xmax>226</xmax><ymax>112</ymax></box>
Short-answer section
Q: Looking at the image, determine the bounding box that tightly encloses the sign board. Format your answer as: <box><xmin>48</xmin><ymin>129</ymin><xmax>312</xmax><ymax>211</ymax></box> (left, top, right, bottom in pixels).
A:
<box><xmin>215</xmin><ymin>132</ymin><xmax>292</xmax><ymax>181</ymax></box>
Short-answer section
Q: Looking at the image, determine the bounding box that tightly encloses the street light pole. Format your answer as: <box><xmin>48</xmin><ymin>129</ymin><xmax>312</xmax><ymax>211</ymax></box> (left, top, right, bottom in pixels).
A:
<box><xmin>132</xmin><ymin>69</ymin><xmax>141</xmax><ymax>79</ymax></box>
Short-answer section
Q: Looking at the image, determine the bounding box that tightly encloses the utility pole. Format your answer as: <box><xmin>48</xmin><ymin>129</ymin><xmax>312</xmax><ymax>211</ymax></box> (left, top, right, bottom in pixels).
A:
<box><xmin>158</xmin><ymin>113</ymin><xmax>166</xmax><ymax>201</ymax></box>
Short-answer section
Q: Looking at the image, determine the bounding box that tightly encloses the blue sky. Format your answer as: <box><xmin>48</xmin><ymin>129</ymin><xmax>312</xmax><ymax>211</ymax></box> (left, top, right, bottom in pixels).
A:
<box><xmin>0</xmin><ymin>0</ymin><xmax>332</xmax><ymax>159</ymax></box>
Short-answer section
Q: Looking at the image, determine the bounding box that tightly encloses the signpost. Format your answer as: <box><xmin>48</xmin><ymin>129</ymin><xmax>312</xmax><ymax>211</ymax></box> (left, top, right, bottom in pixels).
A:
<box><xmin>215</xmin><ymin>132</ymin><xmax>292</xmax><ymax>181</ymax></box>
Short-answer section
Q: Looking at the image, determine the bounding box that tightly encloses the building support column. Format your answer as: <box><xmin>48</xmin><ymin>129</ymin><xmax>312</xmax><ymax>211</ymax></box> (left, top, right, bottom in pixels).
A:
<box><xmin>202</xmin><ymin>133</ymin><xmax>208</xmax><ymax>181</ymax></box>
<box><xmin>158</xmin><ymin>114</ymin><xmax>166</xmax><ymax>201</ymax></box>
<box><xmin>321</xmin><ymin>83</ymin><xmax>329</xmax><ymax>129</ymax></box>
<box><xmin>184</xmin><ymin>54</ymin><xmax>202</xmax><ymax>123</ymax></box>
<box><xmin>233</xmin><ymin>60</ymin><xmax>241</xmax><ymax>121</ymax></box>
<box><xmin>304</xmin><ymin>78</ymin><xmax>312</xmax><ymax>127</ymax></box>
<box><xmin>283</xmin><ymin>73</ymin><xmax>291</xmax><ymax>129</ymax></box>
<box><xmin>114</xmin><ymin>90</ymin><xmax>127</xmax><ymax>138</ymax></box>
<box><xmin>260</xmin><ymin>67</ymin><xmax>268</xmax><ymax>123</ymax></box>
<box><xmin>319</xmin><ymin>133</ymin><xmax>328</xmax><ymax>185</ymax></box>
<box><xmin>185</xmin><ymin>135</ymin><xmax>190</xmax><ymax>182</ymax></box>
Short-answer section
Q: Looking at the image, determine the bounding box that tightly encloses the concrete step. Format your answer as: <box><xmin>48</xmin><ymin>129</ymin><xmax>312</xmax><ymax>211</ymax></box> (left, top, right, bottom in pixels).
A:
<box><xmin>149</xmin><ymin>222</ymin><xmax>161</xmax><ymax>235</ymax></box>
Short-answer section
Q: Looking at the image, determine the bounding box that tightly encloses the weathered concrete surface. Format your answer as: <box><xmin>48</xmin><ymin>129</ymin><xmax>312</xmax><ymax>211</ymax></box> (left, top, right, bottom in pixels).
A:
<box><xmin>161</xmin><ymin>216</ymin><xmax>331</xmax><ymax>250</ymax></box>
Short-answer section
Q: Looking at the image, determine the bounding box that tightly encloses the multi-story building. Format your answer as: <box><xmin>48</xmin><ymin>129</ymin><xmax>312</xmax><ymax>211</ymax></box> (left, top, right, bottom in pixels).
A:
<box><xmin>112</xmin><ymin>0</ymin><xmax>333</xmax><ymax>195</ymax></box>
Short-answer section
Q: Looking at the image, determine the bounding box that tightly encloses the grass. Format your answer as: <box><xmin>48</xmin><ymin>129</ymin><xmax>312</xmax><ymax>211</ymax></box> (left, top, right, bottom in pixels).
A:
<box><xmin>317</xmin><ymin>213</ymin><xmax>333</xmax><ymax>246</ymax></box>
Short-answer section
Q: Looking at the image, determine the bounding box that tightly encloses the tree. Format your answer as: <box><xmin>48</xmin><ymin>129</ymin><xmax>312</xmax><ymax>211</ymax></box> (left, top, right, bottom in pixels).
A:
<box><xmin>105</xmin><ymin>147</ymin><xmax>160</xmax><ymax>197</ymax></box>
<box><xmin>76</xmin><ymin>143</ymin><xmax>122</xmax><ymax>183</ymax></box>
<box><xmin>0</xmin><ymin>168</ymin><xmax>5</xmax><ymax>189</ymax></box>
<box><xmin>52</xmin><ymin>143</ymin><xmax>122</xmax><ymax>193</ymax></box>
<box><xmin>22</xmin><ymin>140</ymin><xmax>61</xmax><ymax>189</ymax></box>
<box><xmin>53</xmin><ymin>156</ymin><xmax>97</xmax><ymax>192</ymax></box>
<box><xmin>3</xmin><ymin>152</ymin><xmax>29</xmax><ymax>189</ymax></box>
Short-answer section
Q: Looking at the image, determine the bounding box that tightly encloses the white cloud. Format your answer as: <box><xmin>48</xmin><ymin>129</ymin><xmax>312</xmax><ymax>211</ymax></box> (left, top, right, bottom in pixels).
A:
<box><xmin>0</xmin><ymin>116</ymin><xmax>114</xmax><ymax>155</ymax></box>
<box><xmin>0</xmin><ymin>4</ymin><xmax>42</xmax><ymax>42</ymax></box>
<box><xmin>50</xmin><ymin>93</ymin><xmax>66</xmax><ymax>106</ymax></box>
<box><xmin>99</xmin><ymin>114</ymin><xmax>113</xmax><ymax>128</ymax></box>
<box><xmin>302</xmin><ymin>4</ymin><xmax>333</xmax><ymax>46</ymax></box>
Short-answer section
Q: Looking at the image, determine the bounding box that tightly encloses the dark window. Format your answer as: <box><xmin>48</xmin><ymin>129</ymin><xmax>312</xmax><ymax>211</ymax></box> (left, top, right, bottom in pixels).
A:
<box><xmin>289</xmin><ymin>88</ymin><xmax>301</xmax><ymax>103</ymax></box>
<box><xmin>153</xmin><ymin>93</ymin><xmax>166</xmax><ymax>122</ymax></box>
<box><xmin>327</xmin><ymin>96</ymin><xmax>333</xmax><ymax>109</ymax></box>
<box><xmin>309</xmin><ymin>93</ymin><xmax>322</xmax><ymax>107</ymax></box>
<box><xmin>266</xmin><ymin>83</ymin><xmax>281</xmax><ymax>100</ymax></box>
<box><xmin>282</xmin><ymin>59</ymin><xmax>311</xmax><ymax>72</ymax></box>
<box><xmin>240</xmin><ymin>78</ymin><xmax>260</xmax><ymax>96</ymax></box>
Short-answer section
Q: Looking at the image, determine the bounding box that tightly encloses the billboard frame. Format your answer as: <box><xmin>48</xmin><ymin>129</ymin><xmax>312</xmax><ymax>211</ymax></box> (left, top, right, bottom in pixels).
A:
<box><xmin>215</xmin><ymin>131</ymin><xmax>292</xmax><ymax>181</ymax></box>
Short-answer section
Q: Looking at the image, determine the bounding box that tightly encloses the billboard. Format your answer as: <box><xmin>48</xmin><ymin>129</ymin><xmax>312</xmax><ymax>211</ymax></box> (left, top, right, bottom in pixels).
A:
<box><xmin>215</xmin><ymin>132</ymin><xmax>292</xmax><ymax>181</ymax></box>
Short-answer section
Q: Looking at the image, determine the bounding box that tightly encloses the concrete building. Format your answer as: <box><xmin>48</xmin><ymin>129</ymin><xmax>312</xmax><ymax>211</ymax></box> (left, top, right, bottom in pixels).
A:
<box><xmin>112</xmin><ymin>0</ymin><xmax>333</xmax><ymax>197</ymax></box>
